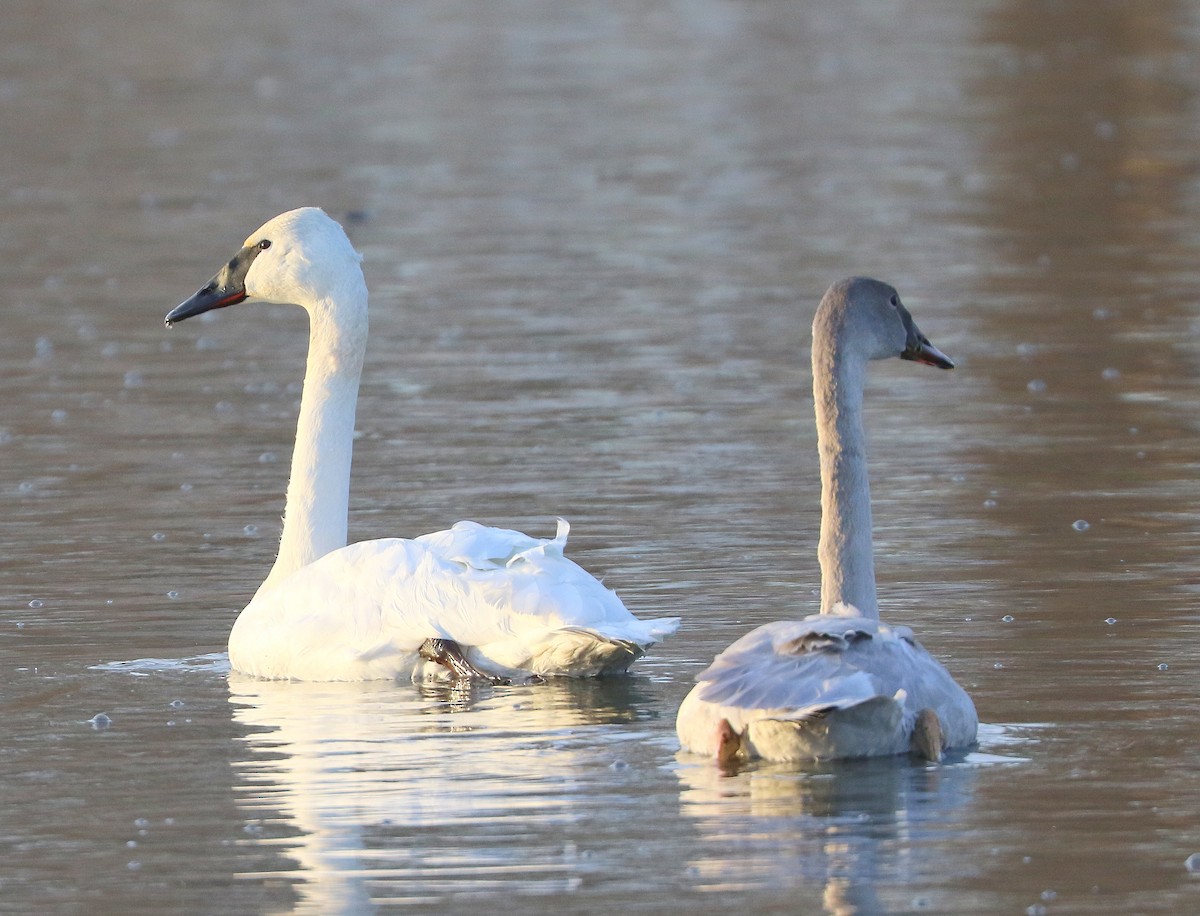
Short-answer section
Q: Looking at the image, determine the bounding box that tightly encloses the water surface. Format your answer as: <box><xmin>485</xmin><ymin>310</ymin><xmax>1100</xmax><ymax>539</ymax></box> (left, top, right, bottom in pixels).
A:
<box><xmin>3</xmin><ymin>1</ymin><xmax>1200</xmax><ymax>912</ymax></box>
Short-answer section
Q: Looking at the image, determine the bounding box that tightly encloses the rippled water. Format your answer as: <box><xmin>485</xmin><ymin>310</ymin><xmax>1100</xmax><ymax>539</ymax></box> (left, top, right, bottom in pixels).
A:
<box><xmin>4</xmin><ymin>1</ymin><xmax>1200</xmax><ymax>912</ymax></box>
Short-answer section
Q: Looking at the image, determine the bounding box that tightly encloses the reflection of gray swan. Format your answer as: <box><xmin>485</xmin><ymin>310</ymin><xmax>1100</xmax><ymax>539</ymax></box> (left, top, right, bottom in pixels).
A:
<box><xmin>677</xmin><ymin>278</ymin><xmax>977</xmax><ymax>763</ymax></box>
<box><xmin>675</xmin><ymin>750</ymin><xmax>979</xmax><ymax>915</ymax></box>
<box><xmin>166</xmin><ymin>208</ymin><xmax>677</xmax><ymax>682</ymax></box>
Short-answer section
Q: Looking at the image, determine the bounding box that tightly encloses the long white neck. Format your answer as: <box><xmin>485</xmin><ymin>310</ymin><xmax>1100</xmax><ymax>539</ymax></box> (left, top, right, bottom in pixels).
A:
<box><xmin>813</xmin><ymin>340</ymin><xmax>879</xmax><ymax>618</ymax></box>
<box><xmin>258</xmin><ymin>295</ymin><xmax>366</xmax><ymax>593</ymax></box>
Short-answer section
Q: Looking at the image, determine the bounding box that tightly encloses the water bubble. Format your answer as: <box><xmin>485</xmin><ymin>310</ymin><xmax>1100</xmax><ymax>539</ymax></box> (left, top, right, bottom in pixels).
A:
<box><xmin>609</xmin><ymin>759</ymin><xmax>630</xmax><ymax>771</ymax></box>
<box><xmin>1026</xmin><ymin>379</ymin><xmax>1046</xmax><ymax>394</ymax></box>
<box><xmin>180</xmin><ymin>483</ymin><xmax>193</xmax><ymax>492</ymax></box>
<box><xmin>169</xmin><ymin>699</ymin><xmax>185</xmax><ymax>708</ymax></box>
<box><xmin>258</xmin><ymin>452</ymin><xmax>276</xmax><ymax>464</ymax></box>
<box><xmin>1072</xmin><ymin>519</ymin><xmax>1090</xmax><ymax>532</ymax></box>
<box><xmin>243</xmin><ymin>524</ymin><xmax>259</xmax><ymax>537</ymax></box>
<box><xmin>1158</xmin><ymin>664</ymin><xmax>1169</xmax><ymax>671</ymax></box>
<box><xmin>166</xmin><ymin>590</ymin><xmax>179</xmax><ymax>600</ymax></box>
<box><xmin>51</xmin><ymin>408</ymin><xmax>68</xmax><ymax>423</ymax></box>
<box><xmin>126</xmin><ymin>840</ymin><xmax>138</xmax><ymax>849</ymax></box>
<box><xmin>1185</xmin><ymin>853</ymin><xmax>1200</xmax><ymax>872</ymax></box>
<box><xmin>214</xmin><ymin>400</ymin><xmax>233</xmax><ymax>414</ymax></box>
<box><xmin>18</xmin><ymin>481</ymin><xmax>35</xmax><ymax>493</ymax></box>
<box><xmin>1092</xmin><ymin>306</ymin><xmax>1111</xmax><ymax>320</ymax></box>
<box><xmin>1105</xmin><ymin>617</ymin><xmax>1117</xmax><ymax>626</ymax></box>
<box><xmin>993</xmin><ymin>662</ymin><xmax>1005</xmax><ymax>669</ymax></box>
<box><xmin>123</xmin><ymin>370</ymin><xmax>144</xmax><ymax>389</ymax></box>
<box><xmin>1026</xmin><ymin>905</ymin><xmax>1046</xmax><ymax>916</ymax></box>
<box><xmin>126</xmin><ymin>861</ymin><xmax>141</xmax><ymax>871</ymax></box>
<box><xmin>28</xmin><ymin>599</ymin><xmax>43</xmax><ymax>609</ymax></box>
<box><xmin>1101</xmin><ymin>367</ymin><xmax>1120</xmax><ymax>381</ymax></box>
<box><xmin>1002</xmin><ymin>615</ymin><xmax>1015</xmax><ymax>623</ymax></box>
<box><xmin>983</xmin><ymin>498</ymin><xmax>997</xmax><ymax>509</ymax></box>
<box><xmin>88</xmin><ymin>713</ymin><xmax>112</xmax><ymax>729</ymax></box>
<box><xmin>1041</xmin><ymin>890</ymin><xmax>1057</xmax><ymax>901</ymax></box>
<box><xmin>152</xmin><ymin>532</ymin><xmax>166</xmax><ymax>542</ymax></box>
<box><xmin>35</xmin><ymin>337</ymin><xmax>54</xmax><ymax>359</ymax></box>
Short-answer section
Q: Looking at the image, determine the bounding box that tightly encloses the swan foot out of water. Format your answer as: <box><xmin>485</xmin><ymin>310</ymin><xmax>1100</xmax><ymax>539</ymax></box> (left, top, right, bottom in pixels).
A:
<box><xmin>715</xmin><ymin>718</ymin><xmax>744</xmax><ymax>774</ymax></box>
<box><xmin>910</xmin><ymin>708</ymin><xmax>944</xmax><ymax>762</ymax></box>
<box><xmin>165</xmin><ymin>208</ymin><xmax>679</xmax><ymax>682</ymax></box>
<box><xmin>676</xmin><ymin>278</ymin><xmax>978</xmax><ymax>764</ymax></box>
<box><xmin>418</xmin><ymin>638</ymin><xmax>521</xmax><ymax>686</ymax></box>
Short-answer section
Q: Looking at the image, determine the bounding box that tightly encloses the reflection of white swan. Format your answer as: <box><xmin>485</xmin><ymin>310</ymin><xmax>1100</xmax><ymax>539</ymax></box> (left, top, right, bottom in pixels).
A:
<box><xmin>677</xmin><ymin>278</ymin><xmax>977</xmax><ymax>763</ymax></box>
<box><xmin>227</xmin><ymin>675</ymin><xmax>658</xmax><ymax>909</ymax></box>
<box><xmin>165</xmin><ymin>208</ymin><xmax>677</xmax><ymax>682</ymax></box>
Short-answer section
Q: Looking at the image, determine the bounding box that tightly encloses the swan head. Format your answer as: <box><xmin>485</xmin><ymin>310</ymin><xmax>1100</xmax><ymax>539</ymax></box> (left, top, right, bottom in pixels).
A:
<box><xmin>164</xmin><ymin>208</ymin><xmax>366</xmax><ymax>328</ymax></box>
<box><xmin>813</xmin><ymin>277</ymin><xmax>953</xmax><ymax>370</ymax></box>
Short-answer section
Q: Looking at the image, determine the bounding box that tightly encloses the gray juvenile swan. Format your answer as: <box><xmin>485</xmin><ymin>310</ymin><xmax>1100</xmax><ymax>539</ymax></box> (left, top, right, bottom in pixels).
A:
<box><xmin>165</xmin><ymin>207</ymin><xmax>678</xmax><ymax>682</ymax></box>
<box><xmin>676</xmin><ymin>277</ymin><xmax>977</xmax><ymax>764</ymax></box>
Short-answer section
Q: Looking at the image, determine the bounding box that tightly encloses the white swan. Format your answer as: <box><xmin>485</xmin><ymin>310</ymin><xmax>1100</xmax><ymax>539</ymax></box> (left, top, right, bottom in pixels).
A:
<box><xmin>676</xmin><ymin>277</ymin><xmax>977</xmax><ymax>763</ymax></box>
<box><xmin>165</xmin><ymin>207</ymin><xmax>678</xmax><ymax>682</ymax></box>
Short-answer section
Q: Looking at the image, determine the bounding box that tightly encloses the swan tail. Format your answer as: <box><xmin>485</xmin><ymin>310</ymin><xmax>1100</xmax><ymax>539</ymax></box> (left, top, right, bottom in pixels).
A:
<box><xmin>744</xmin><ymin>695</ymin><xmax>905</xmax><ymax>761</ymax></box>
<box><xmin>471</xmin><ymin>626</ymin><xmax>650</xmax><ymax>678</ymax></box>
<box><xmin>528</xmin><ymin>627</ymin><xmax>646</xmax><ymax>677</ymax></box>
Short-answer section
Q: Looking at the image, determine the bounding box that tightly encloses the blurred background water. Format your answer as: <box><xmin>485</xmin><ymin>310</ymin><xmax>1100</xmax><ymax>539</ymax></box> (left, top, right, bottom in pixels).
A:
<box><xmin>3</xmin><ymin>0</ymin><xmax>1200</xmax><ymax>912</ymax></box>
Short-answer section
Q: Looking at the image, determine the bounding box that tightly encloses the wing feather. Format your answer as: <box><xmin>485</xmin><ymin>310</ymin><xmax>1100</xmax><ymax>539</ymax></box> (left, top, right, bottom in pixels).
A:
<box><xmin>695</xmin><ymin>615</ymin><xmax>918</xmax><ymax>715</ymax></box>
<box><xmin>232</xmin><ymin>520</ymin><xmax>679</xmax><ymax>680</ymax></box>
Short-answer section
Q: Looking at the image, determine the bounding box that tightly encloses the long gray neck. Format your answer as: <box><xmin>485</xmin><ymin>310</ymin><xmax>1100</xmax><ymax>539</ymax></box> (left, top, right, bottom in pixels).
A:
<box><xmin>813</xmin><ymin>341</ymin><xmax>879</xmax><ymax>618</ymax></box>
<box><xmin>258</xmin><ymin>299</ymin><xmax>365</xmax><ymax>594</ymax></box>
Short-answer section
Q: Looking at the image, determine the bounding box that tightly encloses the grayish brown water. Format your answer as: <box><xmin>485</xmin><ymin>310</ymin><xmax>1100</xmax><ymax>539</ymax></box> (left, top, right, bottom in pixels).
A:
<box><xmin>3</xmin><ymin>1</ymin><xmax>1200</xmax><ymax>912</ymax></box>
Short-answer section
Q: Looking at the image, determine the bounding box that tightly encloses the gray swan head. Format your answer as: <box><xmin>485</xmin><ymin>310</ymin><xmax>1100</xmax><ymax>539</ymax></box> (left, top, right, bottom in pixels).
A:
<box><xmin>813</xmin><ymin>277</ymin><xmax>953</xmax><ymax>370</ymax></box>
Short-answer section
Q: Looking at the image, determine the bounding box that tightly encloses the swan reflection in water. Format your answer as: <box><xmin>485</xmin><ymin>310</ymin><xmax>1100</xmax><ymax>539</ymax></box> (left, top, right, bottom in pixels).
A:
<box><xmin>226</xmin><ymin>674</ymin><xmax>664</xmax><ymax>910</ymax></box>
<box><xmin>674</xmin><ymin>727</ymin><xmax>1024</xmax><ymax>914</ymax></box>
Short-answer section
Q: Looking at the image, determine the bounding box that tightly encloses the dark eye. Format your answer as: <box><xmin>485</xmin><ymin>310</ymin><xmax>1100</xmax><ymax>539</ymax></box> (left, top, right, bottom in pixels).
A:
<box><xmin>258</xmin><ymin>239</ymin><xmax>272</xmax><ymax>251</ymax></box>
<box><xmin>889</xmin><ymin>294</ymin><xmax>899</xmax><ymax>307</ymax></box>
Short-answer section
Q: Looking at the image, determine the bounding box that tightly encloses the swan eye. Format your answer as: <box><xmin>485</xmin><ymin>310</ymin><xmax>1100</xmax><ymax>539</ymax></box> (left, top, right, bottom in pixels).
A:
<box><xmin>257</xmin><ymin>239</ymin><xmax>272</xmax><ymax>251</ymax></box>
<box><xmin>889</xmin><ymin>294</ymin><xmax>899</xmax><ymax>307</ymax></box>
